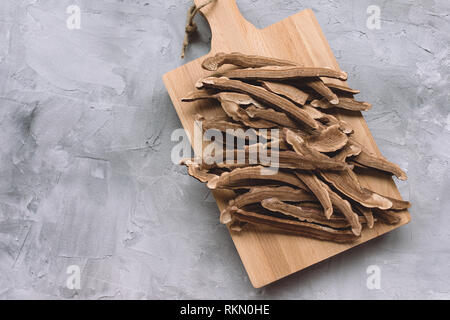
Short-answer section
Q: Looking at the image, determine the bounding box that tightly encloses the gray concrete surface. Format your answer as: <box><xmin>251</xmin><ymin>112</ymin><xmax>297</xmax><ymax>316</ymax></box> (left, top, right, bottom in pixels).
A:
<box><xmin>0</xmin><ymin>0</ymin><xmax>449</xmax><ymax>299</ymax></box>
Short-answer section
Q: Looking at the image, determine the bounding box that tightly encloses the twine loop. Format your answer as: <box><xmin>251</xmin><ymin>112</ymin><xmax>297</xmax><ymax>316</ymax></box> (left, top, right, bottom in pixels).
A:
<box><xmin>181</xmin><ymin>0</ymin><xmax>217</xmax><ymax>58</ymax></box>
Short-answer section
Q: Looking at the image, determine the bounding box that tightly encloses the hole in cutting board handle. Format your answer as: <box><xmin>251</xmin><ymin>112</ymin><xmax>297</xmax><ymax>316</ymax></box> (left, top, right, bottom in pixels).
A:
<box><xmin>195</xmin><ymin>0</ymin><xmax>257</xmax><ymax>54</ymax></box>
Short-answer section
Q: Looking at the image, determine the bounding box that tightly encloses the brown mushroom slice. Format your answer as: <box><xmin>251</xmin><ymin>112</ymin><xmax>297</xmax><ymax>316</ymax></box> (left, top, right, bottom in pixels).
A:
<box><xmin>219</xmin><ymin>92</ymin><xmax>264</xmax><ymax>107</ymax></box>
<box><xmin>318</xmin><ymin>180</ymin><xmax>362</xmax><ymax>236</ymax></box>
<box><xmin>180</xmin><ymin>159</ymin><xmax>217</xmax><ymax>183</ymax></box>
<box><xmin>270</xmin><ymin>149</ymin><xmax>349</xmax><ymax>170</ymax></box>
<box><xmin>261</xmin><ymin>198</ymin><xmax>367</xmax><ymax>229</ymax></box>
<box><xmin>302</xmin><ymin>105</ymin><xmax>354</xmax><ymax>134</ymax></box>
<box><xmin>222</xmin><ymin>66</ymin><xmax>348</xmax><ymax>81</ymax></box>
<box><xmin>250</xmin><ymin>132</ymin><xmax>291</xmax><ymax>150</ymax></box>
<box><xmin>201</xmin><ymin>160</ymin><xmax>249</xmax><ymax>171</ymax></box>
<box><xmin>311</xmin><ymin>97</ymin><xmax>372</xmax><ymax>111</ymax></box>
<box><xmin>183</xmin><ymin>90</ymin><xmax>263</xmax><ymax>107</ymax></box>
<box><xmin>325</xmin><ymin>83</ymin><xmax>360</xmax><ymax>95</ymax></box>
<box><xmin>349</xmin><ymin>140</ymin><xmax>407</xmax><ymax>181</ymax></box>
<box><xmin>207</xmin><ymin>166</ymin><xmax>308</xmax><ymax>190</ymax></box>
<box><xmin>219</xmin><ymin>100</ymin><xmax>250</xmax><ymax>123</ymax></box>
<box><xmin>348</xmin><ymin>161</ymin><xmax>370</xmax><ymax>169</ymax></box>
<box><xmin>295</xmin><ymin>171</ymin><xmax>333</xmax><ymax>219</ymax></box>
<box><xmin>219</xmin><ymin>100</ymin><xmax>277</xmax><ymax>128</ymax></box>
<box><xmin>366</xmin><ymin>192</ymin><xmax>411</xmax><ymax>211</ymax></box>
<box><xmin>220</xmin><ymin>186</ymin><xmax>315</xmax><ymax>223</ymax></box>
<box><xmin>320</xmin><ymin>169</ymin><xmax>393</xmax><ymax>210</ymax></box>
<box><xmin>284</xmin><ymin>128</ymin><xmax>323</xmax><ymax>158</ymax></box>
<box><xmin>333</xmin><ymin>143</ymin><xmax>362</xmax><ymax>162</ymax></box>
<box><xmin>200</xmin><ymin>146</ymin><xmax>300</xmax><ymax>171</ymax></box>
<box><xmin>245</xmin><ymin>105</ymin><xmax>298</xmax><ymax>128</ymax></box>
<box><xmin>304</xmin><ymin>124</ymin><xmax>348</xmax><ymax>153</ymax></box>
<box><xmin>230</xmin><ymin>186</ymin><xmax>314</xmax><ymax>208</ymax></box>
<box><xmin>260</xmin><ymin>81</ymin><xmax>309</xmax><ymax>105</ymax></box>
<box><xmin>200</xmin><ymin>77</ymin><xmax>318</xmax><ymax>130</ymax></box>
<box><xmin>233</xmin><ymin>208</ymin><xmax>359</xmax><ymax>243</ymax></box>
<box><xmin>302</xmin><ymin>104</ymin><xmax>327</xmax><ymax>120</ymax></box>
<box><xmin>304</xmin><ymin>78</ymin><xmax>340</xmax><ymax>105</ymax></box>
<box><xmin>181</xmin><ymin>90</ymin><xmax>217</xmax><ymax>102</ymax></box>
<box><xmin>264</xmin><ymin>139</ymin><xmax>290</xmax><ymax>151</ymax></box>
<box><xmin>266</xmin><ymin>150</ymin><xmax>349</xmax><ymax>170</ymax></box>
<box><xmin>202</xmin><ymin>52</ymin><xmax>297</xmax><ymax>71</ymax></box>
<box><xmin>352</xmin><ymin>202</ymin><xmax>375</xmax><ymax>229</ymax></box>
<box><xmin>302</xmin><ymin>105</ymin><xmax>331</xmax><ymax>123</ymax></box>
<box><xmin>373</xmin><ymin>209</ymin><xmax>402</xmax><ymax>225</ymax></box>
<box><xmin>183</xmin><ymin>91</ymin><xmax>272</xmax><ymax>128</ymax></box>
<box><xmin>316</xmin><ymin>112</ymin><xmax>353</xmax><ymax>134</ymax></box>
<box><xmin>336</xmin><ymin>120</ymin><xmax>354</xmax><ymax>134</ymax></box>
<box><xmin>205</xmin><ymin>148</ymin><xmax>348</xmax><ymax>171</ymax></box>
<box><xmin>199</xmin><ymin>115</ymin><xmax>246</xmax><ymax>134</ymax></box>
<box><xmin>199</xmin><ymin>114</ymin><xmax>275</xmax><ymax>135</ymax></box>
<box><xmin>284</xmin><ymin>128</ymin><xmax>350</xmax><ymax>170</ymax></box>
<box><xmin>199</xmin><ymin>147</ymin><xmax>248</xmax><ymax>171</ymax></box>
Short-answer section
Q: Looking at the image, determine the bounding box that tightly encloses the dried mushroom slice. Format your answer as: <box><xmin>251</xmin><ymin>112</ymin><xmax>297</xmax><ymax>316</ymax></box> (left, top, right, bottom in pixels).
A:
<box><xmin>318</xmin><ymin>180</ymin><xmax>362</xmax><ymax>236</ymax></box>
<box><xmin>222</xmin><ymin>66</ymin><xmax>348</xmax><ymax>81</ymax></box>
<box><xmin>245</xmin><ymin>105</ymin><xmax>298</xmax><ymax>128</ymax></box>
<box><xmin>295</xmin><ymin>171</ymin><xmax>333</xmax><ymax>219</ymax></box>
<box><xmin>183</xmin><ymin>92</ymin><xmax>274</xmax><ymax>128</ymax></box>
<box><xmin>301</xmin><ymin>105</ymin><xmax>353</xmax><ymax>134</ymax></box>
<box><xmin>219</xmin><ymin>100</ymin><xmax>277</xmax><ymax>128</ymax></box>
<box><xmin>269</xmin><ymin>150</ymin><xmax>349</xmax><ymax>170</ymax></box>
<box><xmin>373</xmin><ymin>209</ymin><xmax>402</xmax><ymax>225</ymax></box>
<box><xmin>217</xmin><ymin>92</ymin><xmax>264</xmax><ymax>107</ymax></box>
<box><xmin>304</xmin><ymin>124</ymin><xmax>349</xmax><ymax>153</ymax></box>
<box><xmin>181</xmin><ymin>90</ymin><xmax>217</xmax><ymax>102</ymax></box>
<box><xmin>304</xmin><ymin>78</ymin><xmax>340</xmax><ymax>105</ymax></box>
<box><xmin>251</xmin><ymin>135</ymin><xmax>290</xmax><ymax>150</ymax></box>
<box><xmin>233</xmin><ymin>208</ymin><xmax>359</xmax><ymax>243</ymax></box>
<box><xmin>200</xmin><ymin>147</ymin><xmax>298</xmax><ymax>171</ymax></box>
<box><xmin>220</xmin><ymin>186</ymin><xmax>315</xmax><ymax>224</ymax></box>
<box><xmin>202</xmin><ymin>52</ymin><xmax>297</xmax><ymax>71</ymax></box>
<box><xmin>325</xmin><ymin>83</ymin><xmax>360</xmax><ymax>95</ymax></box>
<box><xmin>199</xmin><ymin>115</ymin><xmax>246</xmax><ymax>133</ymax></box>
<box><xmin>207</xmin><ymin>166</ymin><xmax>308</xmax><ymax>190</ymax></box>
<box><xmin>311</xmin><ymin>97</ymin><xmax>372</xmax><ymax>111</ymax></box>
<box><xmin>220</xmin><ymin>100</ymin><xmax>252</xmax><ymax>124</ymax></box>
<box><xmin>182</xmin><ymin>90</ymin><xmax>262</xmax><ymax>107</ymax></box>
<box><xmin>261</xmin><ymin>198</ymin><xmax>367</xmax><ymax>229</ymax></box>
<box><xmin>260</xmin><ymin>81</ymin><xmax>309</xmax><ymax>105</ymax></box>
<box><xmin>180</xmin><ymin>159</ymin><xmax>217</xmax><ymax>183</ymax></box>
<box><xmin>200</xmin><ymin>77</ymin><xmax>319</xmax><ymax>130</ymax></box>
<box><xmin>205</xmin><ymin>148</ymin><xmax>348</xmax><ymax>170</ymax></box>
<box><xmin>284</xmin><ymin>128</ymin><xmax>350</xmax><ymax>170</ymax></box>
<box><xmin>366</xmin><ymin>192</ymin><xmax>411</xmax><ymax>211</ymax></box>
<box><xmin>333</xmin><ymin>143</ymin><xmax>362</xmax><ymax>162</ymax></box>
<box><xmin>320</xmin><ymin>169</ymin><xmax>393</xmax><ymax>210</ymax></box>
<box><xmin>349</xmin><ymin>139</ymin><xmax>407</xmax><ymax>181</ymax></box>
<box><xmin>302</xmin><ymin>104</ymin><xmax>327</xmax><ymax>120</ymax></box>
<box><xmin>352</xmin><ymin>202</ymin><xmax>375</xmax><ymax>229</ymax></box>
<box><xmin>336</xmin><ymin>120</ymin><xmax>354</xmax><ymax>134</ymax></box>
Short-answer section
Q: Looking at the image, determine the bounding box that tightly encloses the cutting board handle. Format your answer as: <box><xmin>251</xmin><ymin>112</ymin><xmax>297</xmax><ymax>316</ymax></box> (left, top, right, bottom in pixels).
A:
<box><xmin>194</xmin><ymin>0</ymin><xmax>257</xmax><ymax>54</ymax></box>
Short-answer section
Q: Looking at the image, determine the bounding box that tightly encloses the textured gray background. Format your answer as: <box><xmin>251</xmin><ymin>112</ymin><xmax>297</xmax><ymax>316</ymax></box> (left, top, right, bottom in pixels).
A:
<box><xmin>0</xmin><ymin>0</ymin><xmax>449</xmax><ymax>299</ymax></box>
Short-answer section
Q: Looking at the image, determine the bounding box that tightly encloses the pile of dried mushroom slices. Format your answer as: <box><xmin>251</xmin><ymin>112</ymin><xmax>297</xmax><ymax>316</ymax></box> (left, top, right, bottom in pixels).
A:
<box><xmin>180</xmin><ymin>52</ymin><xmax>410</xmax><ymax>243</ymax></box>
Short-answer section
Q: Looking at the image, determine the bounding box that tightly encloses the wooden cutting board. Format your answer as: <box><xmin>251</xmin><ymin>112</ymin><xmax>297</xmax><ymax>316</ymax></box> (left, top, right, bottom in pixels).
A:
<box><xmin>163</xmin><ymin>0</ymin><xmax>410</xmax><ymax>288</ymax></box>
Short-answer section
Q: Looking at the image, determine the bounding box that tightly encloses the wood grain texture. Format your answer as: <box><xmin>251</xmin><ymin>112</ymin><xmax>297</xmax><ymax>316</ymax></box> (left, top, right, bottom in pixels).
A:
<box><xmin>163</xmin><ymin>0</ymin><xmax>410</xmax><ymax>288</ymax></box>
